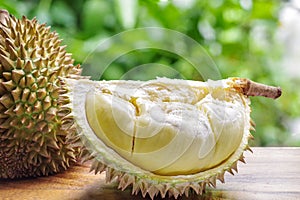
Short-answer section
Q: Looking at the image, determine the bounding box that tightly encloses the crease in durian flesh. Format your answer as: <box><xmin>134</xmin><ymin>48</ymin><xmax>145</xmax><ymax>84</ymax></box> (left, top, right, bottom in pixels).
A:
<box><xmin>73</xmin><ymin>77</ymin><xmax>251</xmax><ymax>176</ymax></box>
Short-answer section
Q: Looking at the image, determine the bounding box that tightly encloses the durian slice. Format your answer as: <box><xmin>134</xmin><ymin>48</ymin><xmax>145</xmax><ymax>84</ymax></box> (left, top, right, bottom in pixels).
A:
<box><xmin>65</xmin><ymin>77</ymin><xmax>281</xmax><ymax>199</ymax></box>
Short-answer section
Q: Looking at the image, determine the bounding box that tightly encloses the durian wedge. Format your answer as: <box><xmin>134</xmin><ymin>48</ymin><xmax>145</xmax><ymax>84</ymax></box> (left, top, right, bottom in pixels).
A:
<box><xmin>64</xmin><ymin>77</ymin><xmax>281</xmax><ymax>199</ymax></box>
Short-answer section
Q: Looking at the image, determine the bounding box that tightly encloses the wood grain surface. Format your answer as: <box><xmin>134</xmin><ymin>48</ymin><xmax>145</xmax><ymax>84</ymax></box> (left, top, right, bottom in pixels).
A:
<box><xmin>0</xmin><ymin>147</ymin><xmax>300</xmax><ymax>200</ymax></box>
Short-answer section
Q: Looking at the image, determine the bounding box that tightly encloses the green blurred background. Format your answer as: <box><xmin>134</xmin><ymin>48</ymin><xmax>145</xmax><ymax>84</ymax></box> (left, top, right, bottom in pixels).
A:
<box><xmin>1</xmin><ymin>0</ymin><xmax>299</xmax><ymax>146</ymax></box>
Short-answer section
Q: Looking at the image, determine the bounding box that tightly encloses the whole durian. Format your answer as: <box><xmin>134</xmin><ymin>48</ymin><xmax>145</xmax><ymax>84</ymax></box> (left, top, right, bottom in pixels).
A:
<box><xmin>0</xmin><ymin>10</ymin><xmax>81</xmax><ymax>178</ymax></box>
<box><xmin>65</xmin><ymin>77</ymin><xmax>281</xmax><ymax>199</ymax></box>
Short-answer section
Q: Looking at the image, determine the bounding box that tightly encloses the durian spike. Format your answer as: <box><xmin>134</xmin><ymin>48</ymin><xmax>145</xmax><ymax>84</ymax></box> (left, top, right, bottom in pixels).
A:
<box><xmin>0</xmin><ymin>9</ymin><xmax>9</xmax><ymax>25</ymax></box>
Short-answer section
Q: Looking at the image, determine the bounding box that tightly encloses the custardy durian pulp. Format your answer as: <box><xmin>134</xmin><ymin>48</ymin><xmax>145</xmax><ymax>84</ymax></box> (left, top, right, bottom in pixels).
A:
<box><xmin>82</xmin><ymin>78</ymin><xmax>249</xmax><ymax>176</ymax></box>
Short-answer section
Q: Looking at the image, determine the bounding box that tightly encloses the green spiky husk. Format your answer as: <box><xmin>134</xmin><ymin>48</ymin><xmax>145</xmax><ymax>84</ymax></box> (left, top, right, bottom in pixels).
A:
<box><xmin>0</xmin><ymin>10</ymin><xmax>81</xmax><ymax>178</ymax></box>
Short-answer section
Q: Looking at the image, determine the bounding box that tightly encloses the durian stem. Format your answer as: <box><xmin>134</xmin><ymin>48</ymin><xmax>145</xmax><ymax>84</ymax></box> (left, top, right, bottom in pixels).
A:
<box><xmin>235</xmin><ymin>78</ymin><xmax>282</xmax><ymax>99</ymax></box>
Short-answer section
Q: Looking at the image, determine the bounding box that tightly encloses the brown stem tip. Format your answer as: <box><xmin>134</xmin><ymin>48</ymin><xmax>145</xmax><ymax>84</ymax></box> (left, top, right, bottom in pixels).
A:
<box><xmin>233</xmin><ymin>78</ymin><xmax>282</xmax><ymax>99</ymax></box>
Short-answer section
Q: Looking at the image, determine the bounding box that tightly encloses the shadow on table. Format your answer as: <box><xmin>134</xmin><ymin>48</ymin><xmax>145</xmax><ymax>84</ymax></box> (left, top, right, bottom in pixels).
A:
<box><xmin>78</xmin><ymin>182</ymin><xmax>235</xmax><ymax>200</ymax></box>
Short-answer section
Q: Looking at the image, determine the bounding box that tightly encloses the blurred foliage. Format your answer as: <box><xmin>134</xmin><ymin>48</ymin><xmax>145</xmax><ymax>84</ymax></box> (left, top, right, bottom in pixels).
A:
<box><xmin>1</xmin><ymin>0</ymin><xmax>299</xmax><ymax>147</ymax></box>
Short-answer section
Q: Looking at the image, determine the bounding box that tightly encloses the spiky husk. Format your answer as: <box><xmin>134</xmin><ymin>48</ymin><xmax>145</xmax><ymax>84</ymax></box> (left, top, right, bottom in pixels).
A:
<box><xmin>88</xmin><ymin>141</ymin><xmax>253</xmax><ymax>199</ymax></box>
<box><xmin>87</xmin><ymin>128</ymin><xmax>254</xmax><ymax>199</ymax></box>
<box><xmin>65</xmin><ymin>78</ymin><xmax>256</xmax><ymax>199</ymax></box>
<box><xmin>0</xmin><ymin>10</ymin><xmax>81</xmax><ymax>178</ymax></box>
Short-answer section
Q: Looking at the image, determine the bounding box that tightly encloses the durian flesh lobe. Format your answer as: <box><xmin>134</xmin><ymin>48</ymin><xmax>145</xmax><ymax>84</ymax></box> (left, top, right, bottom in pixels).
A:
<box><xmin>0</xmin><ymin>10</ymin><xmax>81</xmax><ymax>178</ymax></box>
<box><xmin>65</xmin><ymin>77</ymin><xmax>281</xmax><ymax>199</ymax></box>
<box><xmin>86</xmin><ymin>78</ymin><xmax>248</xmax><ymax>176</ymax></box>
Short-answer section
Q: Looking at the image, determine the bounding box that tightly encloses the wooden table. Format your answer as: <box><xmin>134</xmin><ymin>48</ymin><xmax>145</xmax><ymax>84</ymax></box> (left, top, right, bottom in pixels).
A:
<box><xmin>1</xmin><ymin>147</ymin><xmax>299</xmax><ymax>200</ymax></box>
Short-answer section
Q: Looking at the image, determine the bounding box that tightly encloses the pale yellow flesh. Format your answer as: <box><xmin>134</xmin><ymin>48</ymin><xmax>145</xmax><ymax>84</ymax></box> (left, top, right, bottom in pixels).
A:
<box><xmin>85</xmin><ymin>78</ymin><xmax>248</xmax><ymax>175</ymax></box>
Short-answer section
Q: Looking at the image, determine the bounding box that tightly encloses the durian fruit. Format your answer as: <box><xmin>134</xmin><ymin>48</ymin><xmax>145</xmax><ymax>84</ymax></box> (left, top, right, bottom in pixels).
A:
<box><xmin>64</xmin><ymin>77</ymin><xmax>281</xmax><ymax>199</ymax></box>
<box><xmin>0</xmin><ymin>9</ymin><xmax>282</xmax><ymax>199</ymax></box>
<box><xmin>0</xmin><ymin>10</ymin><xmax>82</xmax><ymax>178</ymax></box>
